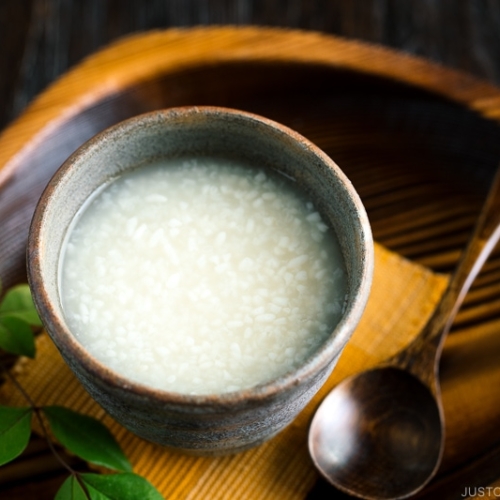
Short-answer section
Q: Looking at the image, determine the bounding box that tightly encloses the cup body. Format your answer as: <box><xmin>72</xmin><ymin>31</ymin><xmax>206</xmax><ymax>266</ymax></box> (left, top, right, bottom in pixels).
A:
<box><xmin>27</xmin><ymin>106</ymin><xmax>373</xmax><ymax>454</ymax></box>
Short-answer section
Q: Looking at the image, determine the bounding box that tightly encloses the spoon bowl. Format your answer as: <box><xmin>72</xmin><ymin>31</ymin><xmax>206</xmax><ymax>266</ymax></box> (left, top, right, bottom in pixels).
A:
<box><xmin>309</xmin><ymin>367</ymin><xmax>442</xmax><ymax>499</ymax></box>
<box><xmin>309</xmin><ymin>165</ymin><xmax>500</xmax><ymax>499</ymax></box>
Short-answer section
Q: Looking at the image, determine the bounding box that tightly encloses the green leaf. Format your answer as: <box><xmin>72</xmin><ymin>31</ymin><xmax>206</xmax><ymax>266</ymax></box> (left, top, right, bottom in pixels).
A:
<box><xmin>43</xmin><ymin>406</ymin><xmax>132</xmax><ymax>472</ymax></box>
<box><xmin>81</xmin><ymin>473</ymin><xmax>163</xmax><ymax>500</ymax></box>
<box><xmin>0</xmin><ymin>316</ymin><xmax>36</xmax><ymax>358</ymax></box>
<box><xmin>0</xmin><ymin>284</ymin><xmax>42</xmax><ymax>326</ymax></box>
<box><xmin>55</xmin><ymin>475</ymin><xmax>89</xmax><ymax>500</ymax></box>
<box><xmin>0</xmin><ymin>405</ymin><xmax>32</xmax><ymax>466</ymax></box>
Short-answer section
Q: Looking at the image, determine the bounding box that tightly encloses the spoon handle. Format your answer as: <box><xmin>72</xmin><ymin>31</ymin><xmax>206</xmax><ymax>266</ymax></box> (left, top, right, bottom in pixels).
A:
<box><xmin>391</xmin><ymin>165</ymin><xmax>500</xmax><ymax>391</ymax></box>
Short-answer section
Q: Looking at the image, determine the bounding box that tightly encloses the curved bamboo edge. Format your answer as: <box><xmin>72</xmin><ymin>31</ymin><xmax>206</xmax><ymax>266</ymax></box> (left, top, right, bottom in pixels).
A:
<box><xmin>1</xmin><ymin>26</ymin><xmax>500</xmax><ymax>188</ymax></box>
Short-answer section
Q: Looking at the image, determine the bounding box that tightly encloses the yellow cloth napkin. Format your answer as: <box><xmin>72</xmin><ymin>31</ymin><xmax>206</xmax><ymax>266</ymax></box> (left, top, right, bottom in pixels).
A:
<box><xmin>1</xmin><ymin>243</ymin><xmax>449</xmax><ymax>498</ymax></box>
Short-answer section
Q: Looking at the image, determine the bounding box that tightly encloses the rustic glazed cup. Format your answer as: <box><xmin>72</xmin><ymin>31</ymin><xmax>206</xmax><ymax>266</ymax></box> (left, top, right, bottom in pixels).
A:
<box><xmin>27</xmin><ymin>106</ymin><xmax>374</xmax><ymax>455</ymax></box>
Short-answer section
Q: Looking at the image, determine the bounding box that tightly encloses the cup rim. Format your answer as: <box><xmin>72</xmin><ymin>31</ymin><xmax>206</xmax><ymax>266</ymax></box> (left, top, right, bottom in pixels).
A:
<box><xmin>27</xmin><ymin>106</ymin><xmax>374</xmax><ymax>408</ymax></box>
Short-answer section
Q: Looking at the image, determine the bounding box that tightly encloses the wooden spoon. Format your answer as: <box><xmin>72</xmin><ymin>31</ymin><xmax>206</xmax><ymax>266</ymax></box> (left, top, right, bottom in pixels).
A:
<box><xmin>309</xmin><ymin>166</ymin><xmax>500</xmax><ymax>500</ymax></box>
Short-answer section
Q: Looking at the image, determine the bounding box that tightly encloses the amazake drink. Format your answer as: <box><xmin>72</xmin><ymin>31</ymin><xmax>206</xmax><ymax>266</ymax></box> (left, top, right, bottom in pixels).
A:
<box><xmin>59</xmin><ymin>157</ymin><xmax>347</xmax><ymax>395</ymax></box>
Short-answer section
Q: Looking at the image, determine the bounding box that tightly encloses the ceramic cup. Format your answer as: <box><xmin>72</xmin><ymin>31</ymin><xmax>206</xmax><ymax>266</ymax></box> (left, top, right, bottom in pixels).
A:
<box><xmin>27</xmin><ymin>106</ymin><xmax>373</xmax><ymax>455</ymax></box>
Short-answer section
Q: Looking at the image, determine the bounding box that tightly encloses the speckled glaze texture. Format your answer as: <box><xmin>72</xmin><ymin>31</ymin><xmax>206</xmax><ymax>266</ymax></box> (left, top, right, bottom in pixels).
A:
<box><xmin>27</xmin><ymin>107</ymin><xmax>374</xmax><ymax>455</ymax></box>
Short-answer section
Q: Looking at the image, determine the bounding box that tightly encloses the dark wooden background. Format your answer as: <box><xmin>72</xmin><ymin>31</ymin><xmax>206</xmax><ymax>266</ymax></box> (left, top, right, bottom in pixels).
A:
<box><xmin>2</xmin><ymin>0</ymin><xmax>500</xmax><ymax>133</ymax></box>
<box><xmin>2</xmin><ymin>1</ymin><xmax>500</xmax><ymax>499</ymax></box>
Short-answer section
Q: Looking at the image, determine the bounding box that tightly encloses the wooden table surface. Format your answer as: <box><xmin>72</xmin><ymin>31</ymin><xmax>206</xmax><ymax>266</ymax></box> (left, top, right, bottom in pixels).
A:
<box><xmin>2</xmin><ymin>2</ymin><xmax>500</xmax><ymax>499</ymax></box>
<box><xmin>2</xmin><ymin>0</ymin><xmax>500</xmax><ymax>134</ymax></box>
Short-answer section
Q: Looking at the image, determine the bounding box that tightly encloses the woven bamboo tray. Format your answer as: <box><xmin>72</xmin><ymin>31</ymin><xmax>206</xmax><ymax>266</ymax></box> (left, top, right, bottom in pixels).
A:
<box><xmin>1</xmin><ymin>27</ymin><xmax>500</xmax><ymax>499</ymax></box>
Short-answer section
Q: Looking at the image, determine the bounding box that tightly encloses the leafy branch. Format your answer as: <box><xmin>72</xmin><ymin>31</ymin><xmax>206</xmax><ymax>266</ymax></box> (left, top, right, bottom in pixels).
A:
<box><xmin>0</xmin><ymin>284</ymin><xmax>163</xmax><ymax>500</ymax></box>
